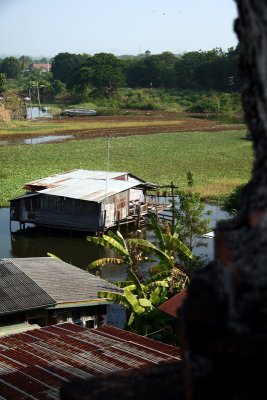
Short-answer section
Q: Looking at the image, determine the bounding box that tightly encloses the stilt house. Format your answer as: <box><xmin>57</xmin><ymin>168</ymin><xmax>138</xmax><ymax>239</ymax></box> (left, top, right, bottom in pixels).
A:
<box><xmin>10</xmin><ymin>169</ymin><xmax>155</xmax><ymax>233</ymax></box>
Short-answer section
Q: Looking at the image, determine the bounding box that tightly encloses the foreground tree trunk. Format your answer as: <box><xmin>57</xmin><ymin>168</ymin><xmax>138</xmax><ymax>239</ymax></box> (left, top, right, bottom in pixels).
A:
<box><xmin>181</xmin><ymin>1</ymin><xmax>267</xmax><ymax>399</ymax></box>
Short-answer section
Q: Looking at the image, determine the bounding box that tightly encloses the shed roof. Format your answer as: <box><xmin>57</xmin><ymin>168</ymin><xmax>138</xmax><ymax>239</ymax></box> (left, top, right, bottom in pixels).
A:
<box><xmin>0</xmin><ymin>259</ymin><xmax>55</xmax><ymax>315</ymax></box>
<box><xmin>24</xmin><ymin>169</ymin><xmax>144</xmax><ymax>188</ymax></box>
<box><xmin>23</xmin><ymin>169</ymin><xmax>146</xmax><ymax>202</ymax></box>
<box><xmin>38</xmin><ymin>178</ymin><xmax>140</xmax><ymax>202</ymax></box>
<box><xmin>0</xmin><ymin>322</ymin><xmax>181</xmax><ymax>399</ymax></box>
<box><xmin>3</xmin><ymin>257</ymin><xmax>122</xmax><ymax>305</ymax></box>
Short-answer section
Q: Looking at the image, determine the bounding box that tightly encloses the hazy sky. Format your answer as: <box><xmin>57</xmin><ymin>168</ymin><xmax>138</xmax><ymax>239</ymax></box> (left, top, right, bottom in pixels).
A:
<box><xmin>0</xmin><ymin>0</ymin><xmax>238</xmax><ymax>58</ymax></box>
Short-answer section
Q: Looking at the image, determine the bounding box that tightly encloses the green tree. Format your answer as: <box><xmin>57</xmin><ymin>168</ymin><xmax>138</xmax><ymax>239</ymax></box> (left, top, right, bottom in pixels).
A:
<box><xmin>0</xmin><ymin>73</ymin><xmax>7</xmax><ymax>94</ymax></box>
<box><xmin>88</xmin><ymin>53</ymin><xmax>125</xmax><ymax>97</ymax></box>
<box><xmin>172</xmin><ymin>173</ymin><xmax>212</xmax><ymax>257</ymax></box>
<box><xmin>68</xmin><ymin>53</ymin><xmax>125</xmax><ymax>97</ymax></box>
<box><xmin>51</xmin><ymin>52</ymin><xmax>86</xmax><ymax>84</ymax></box>
<box><xmin>222</xmin><ymin>183</ymin><xmax>247</xmax><ymax>216</ymax></box>
<box><xmin>0</xmin><ymin>57</ymin><xmax>21</xmax><ymax>78</ymax></box>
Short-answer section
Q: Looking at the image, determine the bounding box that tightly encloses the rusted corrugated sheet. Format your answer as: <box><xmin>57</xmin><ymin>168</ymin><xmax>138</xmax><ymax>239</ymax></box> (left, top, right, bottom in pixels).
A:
<box><xmin>0</xmin><ymin>323</ymin><xmax>181</xmax><ymax>399</ymax></box>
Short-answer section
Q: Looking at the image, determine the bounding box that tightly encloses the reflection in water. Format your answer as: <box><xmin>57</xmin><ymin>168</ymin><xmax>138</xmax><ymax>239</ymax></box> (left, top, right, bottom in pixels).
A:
<box><xmin>1</xmin><ymin>204</ymin><xmax>230</xmax><ymax>281</ymax></box>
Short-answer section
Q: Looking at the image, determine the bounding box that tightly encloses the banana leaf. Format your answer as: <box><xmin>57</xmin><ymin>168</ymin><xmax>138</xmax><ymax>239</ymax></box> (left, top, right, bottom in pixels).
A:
<box><xmin>124</xmin><ymin>289</ymin><xmax>145</xmax><ymax>314</ymax></box>
<box><xmin>98</xmin><ymin>290</ymin><xmax>126</xmax><ymax>303</ymax></box>
<box><xmin>128</xmin><ymin>238</ymin><xmax>175</xmax><ymax>270</ymax></box>
<box><xmin>87</xmin><ymin>235</ymin><xmax>131</xmax><ymax>259</ymax></box>
<box><xmin>47</xmin><ymin>252</ymin><xmax>62</xmax><ymax>260</ymax></box>
<box><xmin>87</xmin><ymin>257</ymin><xmax>124</xmax><ymax>270</ymax></box>
<box><xmin>139</xmin><ymin>298</ymin><xmax>153</xmax><ymax>308</ymax></box>
<box><xmin>163</xmin><ymin>234</ymin><xmax>193</xmax><ymax>261</ymax></box>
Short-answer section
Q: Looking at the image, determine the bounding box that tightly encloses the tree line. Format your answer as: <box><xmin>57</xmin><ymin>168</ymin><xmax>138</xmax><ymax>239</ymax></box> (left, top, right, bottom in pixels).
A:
<box><xmin>0</xmin><ymin>46</ymin><xmax>240</xmax><ymax>98</ymax></box>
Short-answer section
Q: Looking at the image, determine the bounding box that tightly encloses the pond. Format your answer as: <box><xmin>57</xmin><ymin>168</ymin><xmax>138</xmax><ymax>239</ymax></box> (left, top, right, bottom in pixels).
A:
<box><xmin>26</xmin><ymin>106</ymin><xmax>53</xmax><ymax>119</ymax></box>
<box><xmin>0</xmin><ymin>204</ymin><xmax>230</xmax><ymax>281</ymax></box>
<box><xmin>0</xmin><ymin>135</ymin><xmax>74</xmax><ymax>147</ymax></box>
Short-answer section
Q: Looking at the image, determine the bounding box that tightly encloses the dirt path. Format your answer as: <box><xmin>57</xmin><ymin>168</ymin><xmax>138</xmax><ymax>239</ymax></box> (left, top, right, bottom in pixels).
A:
<box><xmin>0</xmin><ymin>113</ymin><xmax>246</xmax><ymax>142</ymax></box>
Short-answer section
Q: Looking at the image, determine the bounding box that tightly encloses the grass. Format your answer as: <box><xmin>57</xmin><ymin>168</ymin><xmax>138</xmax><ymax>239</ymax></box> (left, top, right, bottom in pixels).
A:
<box><xmin>0</xmin><ymin>129</ymin><xmax>253</xmax><ymax>207</ymax></box>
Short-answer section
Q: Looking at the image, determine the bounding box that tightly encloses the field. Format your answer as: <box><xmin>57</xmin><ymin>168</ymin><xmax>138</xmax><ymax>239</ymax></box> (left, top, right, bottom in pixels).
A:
<box><xmin>0</xmin><ymin>112</ymin><xmax>253</xmax><ymax>207</ymax></box>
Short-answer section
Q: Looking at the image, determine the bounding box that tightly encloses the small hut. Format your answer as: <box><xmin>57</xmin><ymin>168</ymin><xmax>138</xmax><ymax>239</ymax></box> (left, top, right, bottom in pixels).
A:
<box><xmin>10</xmin><ymin>169</ymin><xmax>156</xmax><ymax>233</ymax></box>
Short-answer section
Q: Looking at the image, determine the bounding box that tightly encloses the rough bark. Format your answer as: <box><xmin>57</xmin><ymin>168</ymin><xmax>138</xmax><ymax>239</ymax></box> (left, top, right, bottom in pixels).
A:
<box><xmin>181</xmin><ymin>1</ymin><xmax>267</xmax><ymax>399</ymax></box>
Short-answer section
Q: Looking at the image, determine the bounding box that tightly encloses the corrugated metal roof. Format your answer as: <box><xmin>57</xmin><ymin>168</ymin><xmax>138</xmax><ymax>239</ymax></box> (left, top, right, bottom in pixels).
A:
<box><xmin>0</xmin><ymin>322</ymin><xmax>40</xmax><ymax>337</ymax></box>
<box><xmin>0</xmin><ymin>322</ymin><xmax>181</xmax><ymax>399</ymax></box>
<box><xmin>4</xmin><ymin>258</ymin><xmax>122</xmax><ymax>305</ymax></box>
<box><xmin>38</xmin><ymin>178</ymin><xmax>140</xmax><ymax>202</ymax></box>
<box><xmin>0</xmin><ymin>260</ymin><xmax>55</xmax><ymax>315</ymax></box>
<box><xmin>25</xmin><ymin>169</ymin><xmax>132</xmax><ymax>188</ymax></box>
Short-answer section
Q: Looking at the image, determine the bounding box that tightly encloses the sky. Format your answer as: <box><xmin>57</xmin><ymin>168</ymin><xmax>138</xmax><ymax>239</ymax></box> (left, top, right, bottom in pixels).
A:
<box><xmin>0</xmin><ymin>0</ymin><xmax>238</xmax><ymax>58</ymax></box>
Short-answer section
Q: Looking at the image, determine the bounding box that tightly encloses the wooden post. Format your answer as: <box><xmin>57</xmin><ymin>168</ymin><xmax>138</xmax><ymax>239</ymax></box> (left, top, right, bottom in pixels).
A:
<box><xmin>137</xmin><ymin>205</ymin><xmax>141</xmax><ymax>228</ymax></box>
<box><xmin>117</xmin><ymin>210</ymin><xmax>120</xmax><ymax>232</ymax></box>
<box><xmin>171</xmin><ymin>181</ymin><xmax>175</xmax><ymax>234</ymax></box>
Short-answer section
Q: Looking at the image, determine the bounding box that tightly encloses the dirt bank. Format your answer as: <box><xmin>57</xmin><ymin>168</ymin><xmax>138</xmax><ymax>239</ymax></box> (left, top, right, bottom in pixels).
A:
<box><xmin>0</xmin><ymin>112</ymin><xmax>246</xmax><ymax>142</ymax></box>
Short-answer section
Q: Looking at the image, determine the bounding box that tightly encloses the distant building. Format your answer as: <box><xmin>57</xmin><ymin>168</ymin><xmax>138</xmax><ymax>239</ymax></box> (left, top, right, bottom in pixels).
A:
<box><xmin>29</xmin><ymin>63</ymin><xmax>51</xmax><ymax>72</ymax></box>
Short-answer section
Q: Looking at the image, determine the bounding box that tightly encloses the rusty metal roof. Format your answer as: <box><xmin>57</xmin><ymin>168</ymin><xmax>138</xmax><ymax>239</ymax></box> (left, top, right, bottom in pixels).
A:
<box><xmin>3</xmin><ymin>257</ymin><xmax>122</xmax><ymax>306</ymax></box>
<box><xmin>158</xmin><ymin>290</ymin><xmax>187</xmax><ymax>319</ymax></box>
<box><xmin>0</xmin><ymin>260</ymin><xmax>55</xmax><ymax>315</ymax></box>
<box><xmin>0</xmin><ymin>322</ymin><xmax>181</xmax><ymax>399</ymax></box>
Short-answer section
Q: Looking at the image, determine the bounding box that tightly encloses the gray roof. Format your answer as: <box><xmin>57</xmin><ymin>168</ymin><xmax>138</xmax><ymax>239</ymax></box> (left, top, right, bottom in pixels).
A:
<box><xmin>23</xmin><ymin>169</ymin><xmax>145</xmax><ymax>203</ymax></box>
<box><xmin>4</xmin><ymin>257</ymin><xmax>122</xmax><ymax>304</ymax></box>
<box><xmin>0</xmin><ymin>259</ymin><xmax>55</xmax><ymax>314</ymax></box>
<box><xmin>25</xmin><ymin>169</ymin><xmax>143</xmax><ymax>187</ymax></box>
<box><xmin>38</xmin><ymin>178</ymin><xmax>140</xmax><ymax>202</ymax></box>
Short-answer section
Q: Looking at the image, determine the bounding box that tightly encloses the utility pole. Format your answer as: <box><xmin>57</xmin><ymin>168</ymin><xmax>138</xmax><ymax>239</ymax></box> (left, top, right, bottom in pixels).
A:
<box><xmin>36</xmin><ymin>82</ymin><xmax>41</xmax><ymax>109</ymax></box>
<box><xmin>228</xmin><ymin>76</ymin><xmax>234</xmax><ymax>112</ymax></box>
<box><xmin>28</xmin><ymin>89</ymin><xmax>33</xmax><ymax>119</ymax></box>
<box><xmin>228</xmin><ymin>76</ymin><xmax>234</xmax><ymax>94</ymax></box>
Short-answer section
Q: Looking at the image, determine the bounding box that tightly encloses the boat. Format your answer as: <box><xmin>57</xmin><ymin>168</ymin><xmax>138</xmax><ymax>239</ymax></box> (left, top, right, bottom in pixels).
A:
<box><xmin>62</xmin><ymin>108</ymin><xmax>97</xmax><ymax>117</ymax></box>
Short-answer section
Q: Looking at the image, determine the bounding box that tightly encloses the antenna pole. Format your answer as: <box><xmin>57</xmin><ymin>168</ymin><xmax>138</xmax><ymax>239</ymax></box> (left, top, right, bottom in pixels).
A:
<box><xmin>105</xmin><ymin>135</ymin><xmax>111</xmax><ymax>197</ymax></box>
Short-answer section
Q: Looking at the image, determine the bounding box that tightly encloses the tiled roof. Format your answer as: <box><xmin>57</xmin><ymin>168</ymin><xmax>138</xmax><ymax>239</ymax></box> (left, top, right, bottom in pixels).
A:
<box><xmin>0</xmin><ymin>322</ymin><xmax>181</xmax><ymax>399</ymax></box>
<box><xmin>4</xmin><ymin>257</ymin><xmax>122</xmax><ymax>305</ymax></box>
<box><xmin>0</xmin><ymin>259</ymin><xmax>55</xmax><ymax>314</ymax></box>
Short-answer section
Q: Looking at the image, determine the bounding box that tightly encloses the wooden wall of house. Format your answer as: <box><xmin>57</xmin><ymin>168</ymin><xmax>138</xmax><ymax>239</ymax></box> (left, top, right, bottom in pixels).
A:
<box><xmin>103</xmin><ymin>191</ymin><xmax>129</xmax><ymax>228</ymax></box>
<box><xmin>11</xmin><ymin>195</ymin><xmax>102</xmax><ymax>233</ymax></box>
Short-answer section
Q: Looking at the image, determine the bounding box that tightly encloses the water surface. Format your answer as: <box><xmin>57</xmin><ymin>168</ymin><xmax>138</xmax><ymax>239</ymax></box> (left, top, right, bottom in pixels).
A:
<box><xmin>0</xmin><ymin>204</ymin><xmax>230</xmax><ymax>281</ymax></box>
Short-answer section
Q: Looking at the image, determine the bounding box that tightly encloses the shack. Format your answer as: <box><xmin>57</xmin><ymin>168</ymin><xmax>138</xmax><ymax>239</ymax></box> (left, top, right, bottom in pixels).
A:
<box><xmin>10</xmin><ymin>169</ymin><xmax>156</xmax><ymax>233</ymax></box>
<box><xmin>0</xmin><ymin>257</ymin><xmax>125</xmax><ymax>333</ymax></box>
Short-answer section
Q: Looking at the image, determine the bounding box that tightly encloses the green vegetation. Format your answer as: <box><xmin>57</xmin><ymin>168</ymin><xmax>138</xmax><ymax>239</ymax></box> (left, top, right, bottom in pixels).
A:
<box><xmin>222</xmin><ymin>183</ymin><xmax>248</xmax><ymax>215</ymax></box>
<box><xmin>0</xmin><ymin>46</ymin><xmax>241</xmax><ymax>118</ymax></box>
<box><xmin>86</xmin><ymin>221</ymin><xmax>192</xmax><ymax>343</ymax></box>
<box><xmin>0</xmin><ymin>129</ymin><xmax>253</xmax><ymax>207</ymax></box>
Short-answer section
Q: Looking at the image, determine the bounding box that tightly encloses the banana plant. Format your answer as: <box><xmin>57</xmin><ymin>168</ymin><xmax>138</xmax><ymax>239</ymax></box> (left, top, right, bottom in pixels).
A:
<box><xmin>97</xmin><ymin>267</ymin><xmax>170</xmax><ymax>335</ymax></box>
